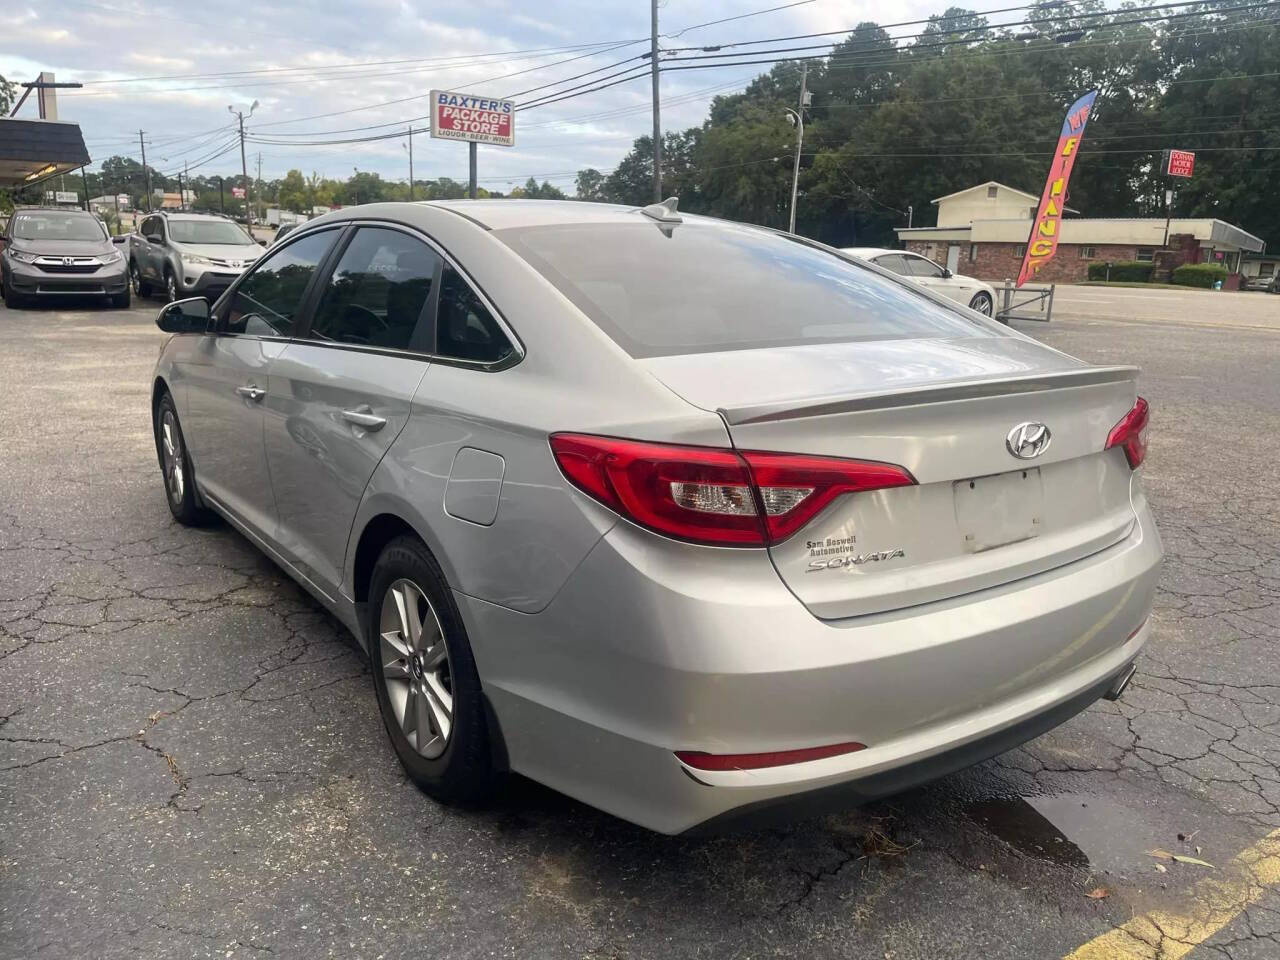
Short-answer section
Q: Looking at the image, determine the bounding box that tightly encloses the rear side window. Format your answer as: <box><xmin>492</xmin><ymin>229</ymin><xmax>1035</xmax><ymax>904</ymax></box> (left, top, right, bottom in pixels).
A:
<box><xmin>873</xmin><ymin>254</ymin><xmax>908</xmax><ymax>275</ymax></box>
<box><xmin>904</xmin><ymin>255</ymin><xmax>945</xmax><ymax>278</ymax></box>
<box><xmin>308</xmin><ymin>227</ymin><xmax>439</xmax><ymax>351</ymax></box>
<box><xmin>436</xmin><ymin>265</ymin><xmax>513</xmax><ymax>364</ymax></box>
<box><xmin>225</xmin><ymin>229</ymin><xmax>337</xmax><ymax>337</ymax></box>
<box><xmin>497</xmin><ymin>221</ymin><xmax>990</xmax><ymax>358</ymax></box>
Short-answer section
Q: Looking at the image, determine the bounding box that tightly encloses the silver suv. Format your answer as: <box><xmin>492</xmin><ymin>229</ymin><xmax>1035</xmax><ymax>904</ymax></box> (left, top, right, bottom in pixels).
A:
<box><xmin>130</xmin><ymin>211</ymin><xmax>263</xmax><ymax>302</ymax></box>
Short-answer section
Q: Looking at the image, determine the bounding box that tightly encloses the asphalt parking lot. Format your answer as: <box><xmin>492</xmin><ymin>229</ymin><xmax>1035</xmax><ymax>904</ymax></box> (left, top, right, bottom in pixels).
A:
<box><xmin>3</xmin><ymin>286</ymin><xmax>1280</xmax><ymax>959</ymax></box>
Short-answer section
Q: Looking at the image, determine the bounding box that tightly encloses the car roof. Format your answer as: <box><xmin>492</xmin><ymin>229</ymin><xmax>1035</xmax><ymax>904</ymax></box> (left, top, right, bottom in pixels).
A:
<box><xmin>841</xmin><ymin>247</ymin><xmax>907</xmax><ymax>259</ymax></box>
<box><xmin>13</xmin><ymin>207</ymin><xmax>97</xmax><ymax>218</ymax></box>
<box><xmin>425</xmin><ymin>199</ymin><xmax>712</xmax><ymax>231</ymax></box>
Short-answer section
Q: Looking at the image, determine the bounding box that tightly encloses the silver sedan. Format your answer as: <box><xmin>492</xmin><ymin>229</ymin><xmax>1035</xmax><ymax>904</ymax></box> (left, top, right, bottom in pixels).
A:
<box><xmin>150</xmin><ymin>200</ymin><xmax>1161</xmax><ymax>834</ymax></box>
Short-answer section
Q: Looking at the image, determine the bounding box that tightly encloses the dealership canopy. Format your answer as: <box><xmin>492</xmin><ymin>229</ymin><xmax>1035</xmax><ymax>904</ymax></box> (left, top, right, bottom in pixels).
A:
<box><xmin>0</xmin><ymin>118</ymin><xmax>90</xmax><ymax>189</ymax></box>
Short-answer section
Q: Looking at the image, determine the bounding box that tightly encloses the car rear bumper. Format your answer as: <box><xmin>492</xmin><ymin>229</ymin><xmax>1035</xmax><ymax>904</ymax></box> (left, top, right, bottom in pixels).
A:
<box><xmin>460</xmin><ymin>494</ymin><xmax>1162</xmax><ymax>835</ymax></box>
<box><xmin>6</xmin><ymin>260</ymin><xmax>127</xmax><ymax>296</ymax></box>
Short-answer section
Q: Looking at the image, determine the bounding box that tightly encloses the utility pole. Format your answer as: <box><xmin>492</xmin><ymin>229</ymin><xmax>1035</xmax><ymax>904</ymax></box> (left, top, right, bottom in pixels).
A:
<box><xmin>139</xmin><ymin>130</ymin><xmax>152</xmax><ymax>212</ymax></box>
<box><xmin>218</xmin><ymin>176</ymin><xmax>225</xmax><ymax>215</ymax></box>
<box><xmin>468</xmin><ymin>142</ymin><xmax>477</xmax><ymax>200</ymax></box>
<box><xmin>907</xmin><ymin>205</ymin><xmax>913</xmax><ymax>228</ymax></box>
<box><xmin>407</xmin><ymin>127</ymin><xmax>415</xmax><ymax>201</ymax></box>
<box><xmin>228</xmin><ymin>101</ymin><xmax>258</xmax><ymax>227</ymax></box>
<box><xmin>81</xmin><ymin>167</ymin><xmax>90</xmax><ymax>212</ymax></box>
<box><xmin>256</xmin><ymin>152</ymin><xmax>263</xmax><ymax>221</ymax></box>
<box><xmin>650</xmin><ymin>0</ymin><xmax>662</xmax><ymax>201</ymax></box>
<box><xmin>785</xmin><ymin>62</ymin><xmax>809</xmax><ymax>235</ymax></box>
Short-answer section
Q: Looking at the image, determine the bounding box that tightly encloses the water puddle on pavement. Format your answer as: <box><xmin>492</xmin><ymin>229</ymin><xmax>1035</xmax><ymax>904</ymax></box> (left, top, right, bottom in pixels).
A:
<box><xmin>966</xmin><ymin>793</ymin><xmax>1164</xmax><ymax>874</ymax></box>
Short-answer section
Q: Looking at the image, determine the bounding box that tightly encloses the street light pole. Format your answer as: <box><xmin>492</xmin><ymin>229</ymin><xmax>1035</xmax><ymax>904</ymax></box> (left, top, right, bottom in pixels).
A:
<box><xmin>650</xmin><ymin>0</ymin><xmax>662</xmax><ymax>201</ymax></box>
<box><xmin>785</xmin><ymin>62</ymin><xmax>809</xmax><ymax>235</ymax></box>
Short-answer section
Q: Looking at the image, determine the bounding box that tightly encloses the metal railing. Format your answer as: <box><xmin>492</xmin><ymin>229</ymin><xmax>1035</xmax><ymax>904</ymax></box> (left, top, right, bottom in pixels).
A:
<box><xmin>997</xmin><ymin>280</ymin><xmax>1055</xmax><ymax>324</ymax></box>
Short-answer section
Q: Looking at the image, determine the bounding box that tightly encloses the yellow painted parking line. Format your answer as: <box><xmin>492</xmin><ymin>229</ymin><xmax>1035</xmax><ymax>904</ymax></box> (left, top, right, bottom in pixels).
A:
<box><xmin>1064</xmin><ymin>828</ymin><xmax>1280</xmax><ymax>960</ymax></box>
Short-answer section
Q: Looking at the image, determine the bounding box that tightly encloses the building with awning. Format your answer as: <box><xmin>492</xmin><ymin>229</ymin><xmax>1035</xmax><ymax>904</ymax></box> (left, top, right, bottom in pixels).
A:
<box><xmin>0</xmin><ymin>117</ymin><xmax>91</xmax><ymax>190</ymax></box>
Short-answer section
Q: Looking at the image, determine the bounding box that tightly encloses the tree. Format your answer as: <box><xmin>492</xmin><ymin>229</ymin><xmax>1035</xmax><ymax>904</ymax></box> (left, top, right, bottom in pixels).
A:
<box><xmin>0</xmin><ymin>73</ymin><xmax>16</xmax><ymax>116</ymax></box>
<box><xmin>277</xmin><ymin>169</ymin><xmax>308</xmax><ymax>212</ymax></box>
<box><xmin>575</xmin><ymin>168</ymin><xmax>608</xmax><ymax>201</ymax></box>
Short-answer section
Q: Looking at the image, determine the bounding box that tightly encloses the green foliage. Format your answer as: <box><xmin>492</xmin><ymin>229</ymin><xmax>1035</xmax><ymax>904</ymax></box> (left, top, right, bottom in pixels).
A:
<box><xmin>583</xmin><ymin>1</ymin><xmax>1277</xmax><ymax>247</ymax></box>
<box><xmin>0</xmin><ymin>73</ymin><xmax>15</xmax><ymax>116</ymax></box>
<box><xmin>1086</xmin><ymin>261</ymin><xmax>1154</xmax><ymax>282</ymax></box>
<box><xmin>1172</xmin><ymin>263</ymin><xmax>1229</xmax><ymax>288</ymax></box>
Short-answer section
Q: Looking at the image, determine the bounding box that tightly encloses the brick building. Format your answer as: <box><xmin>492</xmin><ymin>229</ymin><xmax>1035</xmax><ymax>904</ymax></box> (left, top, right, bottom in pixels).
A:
<box><xmin>895</xmin><ymin>181</ymin><xmax>1264</xmax><ymax>284</ymax></box>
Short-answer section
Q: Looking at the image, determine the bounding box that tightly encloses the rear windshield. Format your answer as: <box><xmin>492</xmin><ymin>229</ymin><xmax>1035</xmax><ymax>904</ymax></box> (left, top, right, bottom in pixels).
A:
<box><xmin>168</xmin><ymin>220</ymin><xmax>254</xmax><ymax>245</ymax></box>
<box><xmin>496</xmin><ymin>220</ymin><xmax>990</xmax><ymax>357</ymax></box>
<box><xmin>11</xmin><ymin>213</ymin><xmax>106</xmax><ymax>242</ymax></box>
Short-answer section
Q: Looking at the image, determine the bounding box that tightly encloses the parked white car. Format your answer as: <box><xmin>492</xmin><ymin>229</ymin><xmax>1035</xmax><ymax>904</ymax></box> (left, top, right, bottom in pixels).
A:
<box><xmin>843</xmin><ymin>247</ymin><xmax>998</xmax><ymax>317</ymax></box>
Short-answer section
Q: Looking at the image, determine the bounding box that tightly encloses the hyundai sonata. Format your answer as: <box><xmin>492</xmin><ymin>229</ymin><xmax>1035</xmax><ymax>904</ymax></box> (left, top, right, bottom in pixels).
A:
<box><xmin>150</xmin><ymin>199</ymin><xmax>1161</xmax><ymax>833</ymax></box>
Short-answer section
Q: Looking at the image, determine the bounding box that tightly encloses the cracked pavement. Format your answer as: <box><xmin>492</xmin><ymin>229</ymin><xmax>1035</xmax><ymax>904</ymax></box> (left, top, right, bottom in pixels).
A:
<box><xmin>2</xmin><ymin>298</ymin><xmax>1279</xmax><ymax>959</ymax></box>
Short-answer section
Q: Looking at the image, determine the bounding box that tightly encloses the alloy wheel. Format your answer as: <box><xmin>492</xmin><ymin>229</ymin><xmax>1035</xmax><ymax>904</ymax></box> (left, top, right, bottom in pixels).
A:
<box><xmin>160</xmin><ymin>409</ymin><xmax>185</xmax><ymax>504</ymax></box>
<box><xmin>379</xmin><ymin>578</ymin><xmax>453</xmax><ymax>760</ymax></box>
<box><xmin>166</xmin><ymin>273</ymin><xmax>177</xmax><ymax>302</ymax></box>
<box><xmin>130</xmin><ymin>264</ymin><xmax>142</xmax><ymax>295</ymax></box>
<box><xmin>972</xmin><ymin>293</ymin><xmax>993</xmax><ymax>316</ymax></box>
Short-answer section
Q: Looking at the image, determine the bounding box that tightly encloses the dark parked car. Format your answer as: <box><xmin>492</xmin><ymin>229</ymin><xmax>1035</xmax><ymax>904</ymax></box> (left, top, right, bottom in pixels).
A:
<box><xmin>1</xmin><ymin>208</ymin><xmax>129</xmax><ymax>309</ymax></box>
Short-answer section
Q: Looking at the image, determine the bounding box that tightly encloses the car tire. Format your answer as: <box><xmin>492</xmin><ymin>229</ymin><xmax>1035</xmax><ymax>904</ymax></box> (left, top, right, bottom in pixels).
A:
<box><xmin>969</xmin><ymin>291</ymin><xmax>994</xmax><ymax>317</ymax></box>
<box><xmin>3</xmin><ymin>280</ymin><xmax>23</xmax><ymax>309</ymax></box>
<box><xmin>130</xmin><ymin>261</ymin><xmax>152</xmax><ymax>298</ymax></box>
<box><xmin>111</xmin><ymin>288</ymin><xmax>131</xmax><ymax>309</ymax></box>
<box><xmin>154</xmin><ymin>392</ymin><xmax>216</xmax><ymax>526</ymax></box>
<box><xmin>367</xmin><ymin>535</ymin><xmax>495</xmax><ymax>805</ymax></box>
<box><xmin>164</xmin><ymin>269</ymin><xmax>178</xmax><ymax>303</ymax></box>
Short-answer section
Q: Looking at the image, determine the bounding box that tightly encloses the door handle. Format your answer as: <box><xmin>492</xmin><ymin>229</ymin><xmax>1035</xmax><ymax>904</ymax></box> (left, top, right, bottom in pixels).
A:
<box><xmin>341</xmin><ymin>407</ymin><xmax>387</xmax><ymax>432</ymax></box>
<box><xmin>236</xmin><ymin>385</ymin><xmax>265</xmax><ymax>401</ymax></box>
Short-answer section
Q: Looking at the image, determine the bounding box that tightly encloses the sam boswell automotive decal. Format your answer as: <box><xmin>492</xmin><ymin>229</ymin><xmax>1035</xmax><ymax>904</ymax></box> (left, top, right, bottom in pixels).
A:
<box><xmin>805</xmin><ymin>535</ymin><xmax>906</xmax><ymax>572</ymax></box>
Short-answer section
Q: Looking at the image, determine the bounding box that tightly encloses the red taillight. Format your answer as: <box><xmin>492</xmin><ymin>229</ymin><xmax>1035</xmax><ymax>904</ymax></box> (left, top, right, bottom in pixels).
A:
<box><xmin>549</xmin><ymin>433</ymin><xmax>914</xmax><ymax>547</ymax></box>
<box><xmin>1105</xmin><ymin>396</ymin><xmax>1149</xmax><ymax>470</ymax></box>
<box><xmin>676</xmin><ymin>741</ymin><xmax>866</xmax><ymax>771</ymax></box>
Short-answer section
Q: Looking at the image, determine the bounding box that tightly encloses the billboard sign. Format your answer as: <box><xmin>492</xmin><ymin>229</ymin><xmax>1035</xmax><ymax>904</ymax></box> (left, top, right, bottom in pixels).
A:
<box><xmin>45</xmin><ymin>190</ymin><xmax>79</xmax><ymax>204</ymax></box>
<box><xmin>430</xmin><ymin>90</ymin><xmax>515</xmax><ymax>147</ymax></box>
<box><xmin>231</xmin><ymin>186</ymin><xmax>246</xmax><ymax>199</ymax></box>
<box><xmin>1163</xmin><ymin>149</ymin><xmax>1195</xmax><ymax>178</ymax></box>
<box><xmin>1016</xmin><ymin>90</ymin><xmax>1098</xmax><ymax>288</ymax></box>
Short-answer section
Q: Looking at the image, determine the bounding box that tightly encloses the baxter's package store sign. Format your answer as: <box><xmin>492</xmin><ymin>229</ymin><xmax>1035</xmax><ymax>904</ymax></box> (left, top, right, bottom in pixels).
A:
<box><xmin>430</xmin><ymin>91</ymin><xmax>515</xmax><ymax>147</ymax></box>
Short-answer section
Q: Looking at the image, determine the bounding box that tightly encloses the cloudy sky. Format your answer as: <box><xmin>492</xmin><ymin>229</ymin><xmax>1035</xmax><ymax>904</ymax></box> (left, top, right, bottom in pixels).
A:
<box><xmin>4</xmin><ymin>0</ymin><xmax>941</xmax><ymax>191</ymax></box>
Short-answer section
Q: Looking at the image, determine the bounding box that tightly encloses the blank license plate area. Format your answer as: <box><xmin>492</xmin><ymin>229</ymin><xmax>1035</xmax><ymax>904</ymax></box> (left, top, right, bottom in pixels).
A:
<box><xmin>953</xmin><ymin>468</ymin><xmax>1043</xmax><ymax>553</ymax></box>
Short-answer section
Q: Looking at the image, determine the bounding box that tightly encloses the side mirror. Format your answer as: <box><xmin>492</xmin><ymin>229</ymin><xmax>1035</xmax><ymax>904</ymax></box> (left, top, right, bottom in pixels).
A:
<box><xmin>156</xmin><ymin>297</ymin><xmax>210</xmax><ymax>334</ymax></box>
<box><xmin>941</xmin><ymin>267</ymin><xmax>953</xmax><ymax>278</ymax></box>
<box><xmin>144</xmin><ymin>232</ymin><xmax>162</xmax><ymax>243</ymax></box>
<box><xmin>111</xmin><ymin>235</ymin><xmax>127</xmax><ymax>245</ymax></box>
<box><xmin>257</xmin><ymin>239</ymin><xmax>267</xmax><ymax>246</ymax></box>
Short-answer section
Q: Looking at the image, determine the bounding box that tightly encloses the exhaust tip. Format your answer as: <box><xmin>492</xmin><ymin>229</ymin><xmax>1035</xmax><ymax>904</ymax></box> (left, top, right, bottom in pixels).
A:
<box><xmin>1103</xmin><ymin>663</ymin><xmax>1137</xmax><ymax>701</ymax></box>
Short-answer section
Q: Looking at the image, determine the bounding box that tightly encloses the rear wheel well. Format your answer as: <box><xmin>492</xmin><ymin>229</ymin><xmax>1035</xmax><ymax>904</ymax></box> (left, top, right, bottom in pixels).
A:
<box><xmin>352</xmin><ymin>514</ymin><xmax>421</xmax><ymax>604</ymax></box>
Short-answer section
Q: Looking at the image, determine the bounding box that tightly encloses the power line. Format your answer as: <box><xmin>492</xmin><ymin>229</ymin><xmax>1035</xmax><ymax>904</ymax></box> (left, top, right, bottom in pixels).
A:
<box><xmin>74</xmin><ymin>38</ymin><xmax>642</xmax><ymax>86</ymax></box>
<box><xmin>657</xmin><ymin>13</ymin><xmax>1280</xmax><ymax>75</ymax></box>
<box><xmin>665</xmin><ymin>0</ymin><xmax>819</xmax><ymax>39</ymax></box>
<box><xmin>661</xmin><ymin>0</ymin><xmax>1265</xmax><ymax>52</ymax></box>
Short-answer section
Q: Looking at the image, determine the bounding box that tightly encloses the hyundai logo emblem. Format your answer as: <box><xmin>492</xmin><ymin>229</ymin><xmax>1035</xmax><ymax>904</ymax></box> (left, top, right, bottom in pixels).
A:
<box><xmin>1006</xmin><ymin>422</ymin><xmax>1052</xmax><ymax>459</ymax></box>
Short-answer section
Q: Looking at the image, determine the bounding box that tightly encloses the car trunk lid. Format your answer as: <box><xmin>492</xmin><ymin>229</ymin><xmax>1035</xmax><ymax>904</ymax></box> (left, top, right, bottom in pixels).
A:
<box><xmin>641</xmin><ymin>337</ymin><xmax>1140</xmax><ymax>619</ymax></box>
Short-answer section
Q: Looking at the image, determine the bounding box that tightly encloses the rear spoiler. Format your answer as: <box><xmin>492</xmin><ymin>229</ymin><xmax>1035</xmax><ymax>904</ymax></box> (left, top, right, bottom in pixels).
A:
<box><xmin>719</xmin><ymin>365</ymin><xmax>1140</xmax><ymax>426</ymax></box>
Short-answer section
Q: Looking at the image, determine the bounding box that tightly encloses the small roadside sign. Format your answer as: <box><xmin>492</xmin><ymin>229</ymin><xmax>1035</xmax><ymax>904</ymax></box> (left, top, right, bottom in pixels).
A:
<box><xmin>232</xmin><ymin>186</ymin><xmax>246</xmax><ymax>199</ymax></box>
<box><xmin>1163</xmin><ymin>149</ymin><xmax>1195</xmax><ymax>178</ymax></box>
<box><xmin>429</xmin><ymin>90</ymin><xmax>515</xmax><ymax>147</ymax></box>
